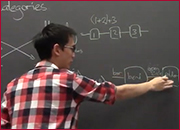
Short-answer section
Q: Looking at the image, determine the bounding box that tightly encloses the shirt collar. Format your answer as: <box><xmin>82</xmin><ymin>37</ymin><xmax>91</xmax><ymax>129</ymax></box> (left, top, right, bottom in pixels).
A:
<box><xmin>35</xmin><ymin>60</ymin><xmax>59</xmax><ymax>69</ymax></box>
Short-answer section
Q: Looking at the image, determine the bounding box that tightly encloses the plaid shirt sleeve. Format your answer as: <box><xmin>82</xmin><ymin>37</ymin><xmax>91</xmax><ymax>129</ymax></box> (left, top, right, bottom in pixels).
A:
<box><xmin>72</xmin><ymin>73</ymin><xmax>116</xmax><ymax>104</ymax></box>
<box><xmin>1</xmin><ymin>93</ymin><xmax>11</xmax><ymax>129</ymax></box>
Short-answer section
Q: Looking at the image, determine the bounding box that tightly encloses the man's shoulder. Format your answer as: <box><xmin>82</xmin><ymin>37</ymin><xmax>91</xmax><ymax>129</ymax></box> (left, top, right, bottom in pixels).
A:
<box><xmin>6</xmin><ymin>71</ymin><xmax>29</xmax><ymax>88</ymax></box>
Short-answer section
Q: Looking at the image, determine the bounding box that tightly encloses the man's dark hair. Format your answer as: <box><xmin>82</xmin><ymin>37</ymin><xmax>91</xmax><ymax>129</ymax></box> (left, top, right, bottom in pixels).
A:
<box><xmin>33</xmin><ymin>23</ymin><xmax>77</xmax><ymax>60</ymax></box>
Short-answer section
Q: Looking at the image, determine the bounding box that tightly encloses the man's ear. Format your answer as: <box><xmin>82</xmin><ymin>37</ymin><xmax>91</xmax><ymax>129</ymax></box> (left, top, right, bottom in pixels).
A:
<box><xmin>52</xmin><ymin>43</ymin><xmax>62</xmax><ymax>56</ymax></box>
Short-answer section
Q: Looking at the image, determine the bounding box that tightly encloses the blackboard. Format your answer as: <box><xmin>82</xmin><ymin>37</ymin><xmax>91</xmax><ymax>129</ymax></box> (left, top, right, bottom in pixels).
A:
<box><xmin>1</xmin><ymin>1</ymin><xmax>179</xmax><ymax>129</ymax></box>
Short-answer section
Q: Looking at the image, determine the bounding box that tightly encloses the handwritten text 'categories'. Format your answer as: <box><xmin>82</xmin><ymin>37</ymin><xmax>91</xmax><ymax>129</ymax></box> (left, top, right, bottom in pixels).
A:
<box><xmin>1</xmin><ymin>1</ymin><xmax>47</xmax><ymax>21</ymax></box>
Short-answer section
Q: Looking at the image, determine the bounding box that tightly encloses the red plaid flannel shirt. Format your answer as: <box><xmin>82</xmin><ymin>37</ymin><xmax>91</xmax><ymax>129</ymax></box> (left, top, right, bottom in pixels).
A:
<box><xmin>1</xmin><ymin>61</ymin><xmax>116</xmax><ymax>129</ymax></box>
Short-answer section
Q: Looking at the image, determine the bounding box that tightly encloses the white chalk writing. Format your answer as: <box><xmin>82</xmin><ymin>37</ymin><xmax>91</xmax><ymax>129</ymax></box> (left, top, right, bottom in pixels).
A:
<box><xmin>90</xmin><ymin>14</ymin><xmax>118</xmax><ymax>25</ymax></box>
<box><xmin>81</xmin><ymin>24</ymin><xmax>149</xmax><ymax>40</ymax></box>
<box><xmin>1</xmin><ymin>1</ymin><xmax>47</xmax><ymax>21</ymax></box>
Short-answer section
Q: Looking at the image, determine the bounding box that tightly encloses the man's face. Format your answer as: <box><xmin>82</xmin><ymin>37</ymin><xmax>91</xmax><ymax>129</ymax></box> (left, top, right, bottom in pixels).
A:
<box><xmin>60</xmin><ymin>36</ymin><xmax>76</xmax><ymax>69</ymax></box>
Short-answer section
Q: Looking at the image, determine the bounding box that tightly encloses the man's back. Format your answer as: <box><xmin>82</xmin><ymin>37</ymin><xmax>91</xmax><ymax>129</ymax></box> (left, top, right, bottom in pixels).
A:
<box><xmin>1</xmin><ymin>61</ymin><xmax>116</xmax><ymax>129</ymax></box>
<box><xmin>1</xmin><ymin>61</ymin><xmax>81</xmax><ymax>129</ymax></box>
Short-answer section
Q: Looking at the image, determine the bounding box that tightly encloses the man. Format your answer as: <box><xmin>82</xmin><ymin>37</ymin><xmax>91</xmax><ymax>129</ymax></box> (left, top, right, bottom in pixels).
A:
<box><xmin>1</xmin><ymin>23</ymin><xmax>174</xmax><ymax>129</ymax></box>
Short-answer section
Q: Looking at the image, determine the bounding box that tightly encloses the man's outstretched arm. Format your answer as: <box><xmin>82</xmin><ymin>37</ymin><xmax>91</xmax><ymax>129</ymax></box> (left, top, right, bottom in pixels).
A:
<box><xmin>115</xmin><ymin>76</ymin><xmax>174</xmax><ymax>100</ymax></box>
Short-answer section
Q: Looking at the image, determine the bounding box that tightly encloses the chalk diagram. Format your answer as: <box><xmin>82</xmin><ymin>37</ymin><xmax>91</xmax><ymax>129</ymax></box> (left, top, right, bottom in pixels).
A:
<box><xmin>112</xmin><ymin>66</ymin><xmax>179</xmax><ymax>87</ymax></box>
<box><xmin>81</xmin><ymin>24</ymin><xmax>149</xmax><ymax>40</ymax></box>
<box><xmin>1</xmin><ymin>20</ymin><xmax>82</xmax><ymax>67</ymax></box>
